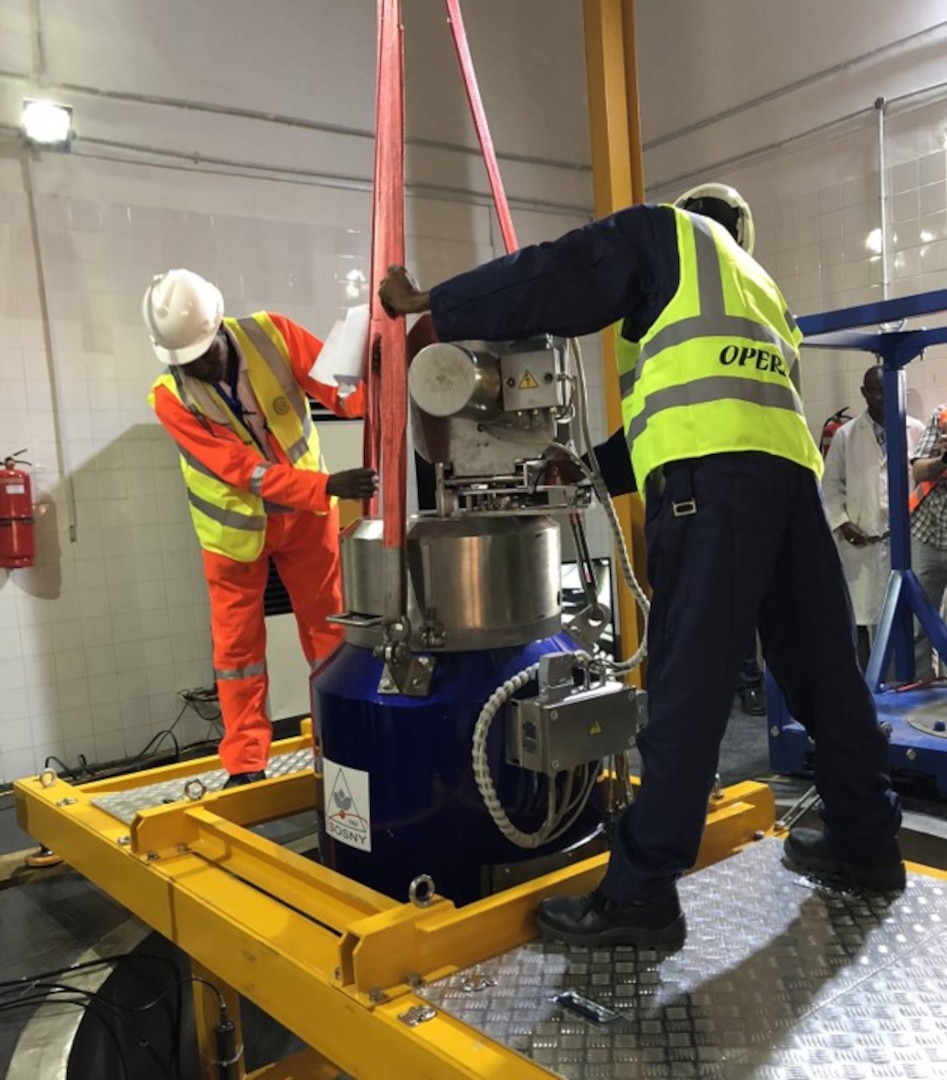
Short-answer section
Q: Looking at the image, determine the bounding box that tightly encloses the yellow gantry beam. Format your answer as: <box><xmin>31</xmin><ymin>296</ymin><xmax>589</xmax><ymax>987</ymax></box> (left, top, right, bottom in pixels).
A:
<box><xmin>14</xmin><ymin>736</ymin><xmax>778</xmax><ymax>1078</ymax></box>
<box><xmin>582</xmin><ymin>0</ymin><xmax>649</xmax><ymax>679</ymax></box>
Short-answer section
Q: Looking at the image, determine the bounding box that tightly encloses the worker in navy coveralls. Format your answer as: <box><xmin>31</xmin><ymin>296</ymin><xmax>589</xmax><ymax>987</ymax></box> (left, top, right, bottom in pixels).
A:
<box><xmin>381</xmin><ymin>183</ymin><xmax>904</xmax><ymax>949</ymax></box>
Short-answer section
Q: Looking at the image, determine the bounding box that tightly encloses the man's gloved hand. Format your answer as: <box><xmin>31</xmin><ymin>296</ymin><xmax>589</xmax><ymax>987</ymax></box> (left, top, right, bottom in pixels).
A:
<box><xmin>840</xmin><ymin>521</ymin><xmax>869</xmax><ymax>547</ymax></box>
<box><xmin>379</xmin><ymin>265</ymin><xmax>430</xmax><ymax>317</ymax></box>
<box><xmin>326</xmin><ymin>468</ymin><xmax>379</xmax><ymax>500</ymax></box>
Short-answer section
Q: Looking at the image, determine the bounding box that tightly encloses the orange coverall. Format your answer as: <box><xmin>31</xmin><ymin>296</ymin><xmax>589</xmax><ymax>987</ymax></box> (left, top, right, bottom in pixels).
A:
<box><xmin>152</xmin><ymin>314</ymin><xmax>364</xmax><ymax>774</ymax></box>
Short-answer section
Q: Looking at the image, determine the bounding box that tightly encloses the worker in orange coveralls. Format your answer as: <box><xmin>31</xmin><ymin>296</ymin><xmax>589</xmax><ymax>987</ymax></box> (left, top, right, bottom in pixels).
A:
<box><xmin>143</xmin><ymin>269</ymin><xmax>377</xmax><ymax>787</ymax></box>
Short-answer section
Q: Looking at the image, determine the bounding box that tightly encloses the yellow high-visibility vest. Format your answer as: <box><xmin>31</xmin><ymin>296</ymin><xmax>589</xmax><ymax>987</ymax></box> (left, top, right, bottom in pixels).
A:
<box><xmin>149</xmin><ymin>312</ymin><xmax>327</xmax><ymax>561</ymax></box>
<box><xmin>617</xmin><ymin>207</ymin><xmax>822</xmax><ymax>493</ymax></box>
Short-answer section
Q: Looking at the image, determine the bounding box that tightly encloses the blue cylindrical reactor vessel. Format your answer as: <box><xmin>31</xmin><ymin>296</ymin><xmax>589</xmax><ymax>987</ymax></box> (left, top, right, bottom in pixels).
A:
<box><xmin>311</xmin><ymin>516</ymin><xmax>605</xmax><ymax>906</ymax></box>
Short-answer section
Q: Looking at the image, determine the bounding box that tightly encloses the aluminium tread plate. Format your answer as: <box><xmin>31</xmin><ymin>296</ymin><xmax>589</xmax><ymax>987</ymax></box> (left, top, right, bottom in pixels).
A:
<box><xmin>88</xmin><ymin>748</ymin><xmax>314</xmax><ymax>823</ymax></box>
<box><xmin>422</xmin><ymin>838</ymin><xmax>947</xmax><ymax>1079</ymax></box>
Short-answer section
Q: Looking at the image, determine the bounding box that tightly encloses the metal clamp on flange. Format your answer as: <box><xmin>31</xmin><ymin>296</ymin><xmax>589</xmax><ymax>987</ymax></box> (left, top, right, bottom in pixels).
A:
<box><xmin>376</xmin><ymin>618</ymin><xmax>436</xmax><ymax>697</ymax></box>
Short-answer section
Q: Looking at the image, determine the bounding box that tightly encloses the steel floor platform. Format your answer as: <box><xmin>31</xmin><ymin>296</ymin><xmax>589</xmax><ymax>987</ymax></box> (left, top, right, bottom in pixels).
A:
<box><xmin>422</xmin><ymin>838</ymin><xmax>947</xmax><ymax>1079</ymax></box>
<box><xmin>87</xmin><ymin>747</ymin><xmax>314</xmax><ymax>823</ymax></box>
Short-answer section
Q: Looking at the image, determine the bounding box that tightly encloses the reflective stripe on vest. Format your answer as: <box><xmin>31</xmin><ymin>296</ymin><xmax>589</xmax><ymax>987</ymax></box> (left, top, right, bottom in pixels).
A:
<box><xmin>187</xmin><ymin>489</ymin><xmax>266</xmax><ymax>532</ymax></box>
<box><xmin>908</xmin><ymin>405</ymin><xmax>947</xmax><ymax>513</ymax></box>
<box><xmin>618</xmin><ymin>208</ymin><xmax>822</xmax><ymax>490</ymax></box>
<box><xmin>150</xmin><ymin>312</ymin><xmax>325</xmax><ymax>561</ymax></box>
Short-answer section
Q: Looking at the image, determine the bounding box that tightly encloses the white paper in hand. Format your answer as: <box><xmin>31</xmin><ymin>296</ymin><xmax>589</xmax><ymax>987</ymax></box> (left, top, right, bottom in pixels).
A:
<box><xmin>311</xmin><ymin>304</ymin><xmax>369</xmax><ymax>394</ymax></box>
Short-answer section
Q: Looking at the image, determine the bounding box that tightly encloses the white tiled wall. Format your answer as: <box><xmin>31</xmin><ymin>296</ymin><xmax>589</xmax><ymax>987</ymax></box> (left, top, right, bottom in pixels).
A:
<box><xmin>0</xmin><ymin>143</ymin><xmax>595</xmax><ymax>784</ymax></box>
<box><xmin>8</xmin><ymin>6</ymin><xmax>947</xmax><ymax>786</ymax></box>
<box><xmin>587</xmin><ymin>113</ymin><xmax>941</xmax><ymax>557</ymax></box>
<box><xmin>651</xmin><ymin>100</ymin><xmax>947</xmax><ymax>435</ymax></box>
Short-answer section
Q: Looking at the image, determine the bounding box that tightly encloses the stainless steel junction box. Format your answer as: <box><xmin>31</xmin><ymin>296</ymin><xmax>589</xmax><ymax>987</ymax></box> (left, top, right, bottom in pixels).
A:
<box><xmin>506</xmin><ymin>653</ymin><xmax>646</xmax><ymax>774</ymax></box>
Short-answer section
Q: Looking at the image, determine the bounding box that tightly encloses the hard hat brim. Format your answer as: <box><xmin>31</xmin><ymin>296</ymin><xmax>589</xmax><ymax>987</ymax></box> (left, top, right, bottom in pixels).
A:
<box><xmin>151</xmin><ymin>325</ymin><xmax>220</xmax><ymax>367</ymax></box>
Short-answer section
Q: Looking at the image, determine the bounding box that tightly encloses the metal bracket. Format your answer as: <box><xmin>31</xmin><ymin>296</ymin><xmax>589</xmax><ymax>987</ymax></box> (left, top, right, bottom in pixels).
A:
<box><xmin>774</xmin><ymin>783</ymin><xmax>819</xmax><ymax>832</ymax></box>
<box><xmin>378</xmin><ymin>653</ymin><xmax>435</xmax><ymax>697</ymax></box>
<box><xmin>398</xmin><ymin>1005</ymin><xmax>437</xmax><ymax>1027</ymax></box>
<box><xmin>566</xmin><ymin>602</ymin><xmax>612</xmax><ymax>652</ymax></box>
<box><xmin>555</xmin><ymin>989</ymin><xmax>621</xmax><ymax>1024</ymax></box>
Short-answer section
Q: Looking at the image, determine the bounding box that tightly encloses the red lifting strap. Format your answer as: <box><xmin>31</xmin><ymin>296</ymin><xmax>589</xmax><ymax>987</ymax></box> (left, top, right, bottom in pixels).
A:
<box><xmin>365</xmin><ymin>0</ymin><xmax>519</xmax><ymax>566</ymax></box>
<box><xmin>445</xmin><ymin>0</ymin><xmax>519</xmax><ymax>256</ymax></box>
<box><xmin>366</xmin><ymin>0</ymin><xmax>408</xmax><ymax>551</ymax></box>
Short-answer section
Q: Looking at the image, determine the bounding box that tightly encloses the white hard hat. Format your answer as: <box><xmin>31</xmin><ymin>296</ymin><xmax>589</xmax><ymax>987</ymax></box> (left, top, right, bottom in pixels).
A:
<box><xmin>142</xmin><ymin>269</ymin><xmax>224</xmax><ymax>366</ymax></box>
<box><xmin>674</xmin><ymin>182</ymin><xmax>756</xmax><ymax>256</ymax></box>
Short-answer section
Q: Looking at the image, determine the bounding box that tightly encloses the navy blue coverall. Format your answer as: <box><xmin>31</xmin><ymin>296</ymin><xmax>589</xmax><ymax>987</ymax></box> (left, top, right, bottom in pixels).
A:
<box><xmin>428</xmin><ymin>203</ymin><xmax>901</xmax><ymax>901</ymax></box>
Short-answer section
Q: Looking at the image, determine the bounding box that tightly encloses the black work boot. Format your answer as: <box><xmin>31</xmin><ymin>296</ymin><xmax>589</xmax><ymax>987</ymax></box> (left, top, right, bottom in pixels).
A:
<box><xmin>536</xmin><ymin>886</ymin><xmax>686</xmax><ymax>949</ymax></box>
<box><xmin>223</xmin><ymin>770</ymin><xmax>267</xmax><ymax>789</ymax></box>
<box><xmin>783</xmin><ymin>827</ymin><xmax>906</xmax><ymax>893</ymax></box>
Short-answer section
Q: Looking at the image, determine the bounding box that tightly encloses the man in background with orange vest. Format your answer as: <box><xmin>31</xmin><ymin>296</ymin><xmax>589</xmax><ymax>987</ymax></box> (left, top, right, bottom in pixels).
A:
<box><xmin>910</xmin><ymin>403</ymin><xmax>947</xmax><ymax>679</ymax></box>
<box><xmin>144</xmin><ymin>269</ymin><xmax>377</xmax><ymax>787</ymax></box>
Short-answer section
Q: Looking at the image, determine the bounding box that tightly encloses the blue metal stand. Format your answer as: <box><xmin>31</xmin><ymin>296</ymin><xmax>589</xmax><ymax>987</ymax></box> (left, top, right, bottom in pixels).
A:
<box><xmin>768</xmin><ymin>290</ymin><xmax>947</xmax><ymax>792</ymax></box>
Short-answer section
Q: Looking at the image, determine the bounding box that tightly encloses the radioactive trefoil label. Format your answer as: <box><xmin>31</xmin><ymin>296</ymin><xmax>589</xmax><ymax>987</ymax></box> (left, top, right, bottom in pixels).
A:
<box><xmin>323</xmin><ymin>758</ymin><xmax>372</xmax><ymax>852</ymax></box>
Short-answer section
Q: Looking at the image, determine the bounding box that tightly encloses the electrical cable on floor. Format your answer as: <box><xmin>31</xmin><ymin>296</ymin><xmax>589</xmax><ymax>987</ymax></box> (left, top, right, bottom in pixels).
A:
<box><xmin>0</xmin><ymin>985</ymin><xmax>175</xmax><ymax>1077</ymax></box>
<box><xmin>36</xmin><ymin>685</ymin><xmax>223</xmax><ymax>785</ymax></box>
<box><xmin>0</xmin><ymin>954</ymin><xmax>228</xmax><ymax>1080</ymax></box>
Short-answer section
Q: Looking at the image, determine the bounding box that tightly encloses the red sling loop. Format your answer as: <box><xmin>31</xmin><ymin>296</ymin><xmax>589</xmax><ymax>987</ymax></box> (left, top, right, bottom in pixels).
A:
<box><xmin>365</xmin><ymin>0</ymin><xmax>518</xmax><ymax>623</ymax></box>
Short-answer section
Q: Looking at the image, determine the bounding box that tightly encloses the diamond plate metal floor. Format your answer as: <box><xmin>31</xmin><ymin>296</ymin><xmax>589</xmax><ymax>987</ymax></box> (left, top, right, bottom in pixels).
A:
<box><xmin>422</xmin><ymin>839</ymin><xmax>947</xmax><ymax>1079</ymax></box>
<box><xmin>89</xmin><ymin>748</ymin><xmax>314</xmax><ymax>824</ymax></box>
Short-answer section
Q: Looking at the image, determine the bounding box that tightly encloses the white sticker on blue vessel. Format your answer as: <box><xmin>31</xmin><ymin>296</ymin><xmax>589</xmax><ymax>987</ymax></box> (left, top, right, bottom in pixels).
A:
<box><xmin>323</xmin><ymin>758</ymin><xmax>372</xmax><ymax>852</ymax></box>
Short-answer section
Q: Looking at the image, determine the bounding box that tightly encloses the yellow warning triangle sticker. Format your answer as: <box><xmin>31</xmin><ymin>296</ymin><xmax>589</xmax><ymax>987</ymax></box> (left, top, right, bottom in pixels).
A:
<box><xmin>589</xmin><ymin>720</ymin><xmax>602</xmax><ymax>735</ymax></box>
<box><xmin>519</xmin><ymin>370</ymin><xmax>539</xmax><ymax>390</ymax></box>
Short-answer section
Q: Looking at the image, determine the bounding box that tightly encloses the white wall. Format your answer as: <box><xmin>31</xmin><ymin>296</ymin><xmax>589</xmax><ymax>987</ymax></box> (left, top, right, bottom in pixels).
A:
<box><xmin>5</xmin><ymin>0</ymin><xmax>947</xmax><ymax>782</ymax></box>
<box><xmin>640</xmin><ymin>0</ymin><xmax>947</xmax><ymax>432</ymax></box>
<box><xmin>0</xmin><ymin>1</ymin><xmax>596</xmax><ymax>783</ymax></box>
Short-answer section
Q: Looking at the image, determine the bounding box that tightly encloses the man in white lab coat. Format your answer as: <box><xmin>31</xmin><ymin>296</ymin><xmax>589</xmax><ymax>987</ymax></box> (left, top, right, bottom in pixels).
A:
<box><xmin>822</xmin><ymin>365</ymin><xmax>925</xmax><ymax>667</ymax></box>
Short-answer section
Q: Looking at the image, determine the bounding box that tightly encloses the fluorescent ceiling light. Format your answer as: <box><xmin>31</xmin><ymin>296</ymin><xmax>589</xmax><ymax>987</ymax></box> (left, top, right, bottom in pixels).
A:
<box><xmin>21</xmin><ymin>99</ymin><xmax>73</xmax><ymax>148</ymax></box>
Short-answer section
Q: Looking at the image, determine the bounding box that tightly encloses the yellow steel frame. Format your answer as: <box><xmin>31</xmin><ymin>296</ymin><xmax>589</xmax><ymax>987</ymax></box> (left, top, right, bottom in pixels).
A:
<box><xmin>583</xmin><ymin>0</ymin><xmax>649</xmax><ymax>681</ymax></box>
<box><xmin>15</xmin><ymin>726</ymin><xmax>779</xmax><ymax>1078</ymax></box>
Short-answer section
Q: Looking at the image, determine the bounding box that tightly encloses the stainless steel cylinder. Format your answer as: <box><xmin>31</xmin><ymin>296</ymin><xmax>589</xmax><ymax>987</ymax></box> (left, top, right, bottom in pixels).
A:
<box><xmin>340</xmin><ymin>515</ymin><xmax>562</xmax><ymax>650</ymax></box>
<box><xmin>408</xmin><ymin>343</ymin><xmax>502</xmax><ymax>420</ymax></box>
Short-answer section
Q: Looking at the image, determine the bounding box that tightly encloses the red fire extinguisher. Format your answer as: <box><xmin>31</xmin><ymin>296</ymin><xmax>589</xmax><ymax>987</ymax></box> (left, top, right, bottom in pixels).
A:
<box><xmin>819</xmin><ymin>407</ymin><xmax>853</xmax><ymax>459</ymax></box>
<box><xmin>0</xmin><ymin>450</ymin><xmax>35</xmax><ymax>569</ymax></box>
